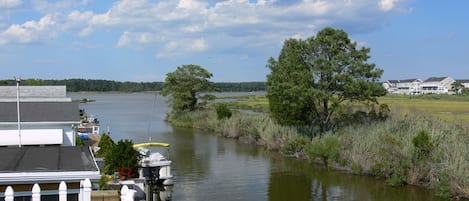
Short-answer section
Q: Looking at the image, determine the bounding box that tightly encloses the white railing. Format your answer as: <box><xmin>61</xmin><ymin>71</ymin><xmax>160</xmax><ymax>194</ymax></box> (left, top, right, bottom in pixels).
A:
<box><xmin>2</xmin><ymin>178</ymin><xmax>135</xmax><ymax>201</ymax></box>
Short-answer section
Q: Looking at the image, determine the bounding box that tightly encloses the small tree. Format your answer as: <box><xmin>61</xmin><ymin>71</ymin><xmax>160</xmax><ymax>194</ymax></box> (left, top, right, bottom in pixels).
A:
<box><xmin>161</xmin><ymin>64</ymin><xmax>216</xmax><ymax>112</ymax></box>
<box><xmin>96</xmin><ymin>133</ymin><xmax>115</xmax><ymax>158</ymax></box>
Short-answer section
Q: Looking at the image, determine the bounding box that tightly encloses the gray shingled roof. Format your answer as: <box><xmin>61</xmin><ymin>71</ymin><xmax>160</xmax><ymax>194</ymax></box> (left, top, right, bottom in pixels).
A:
<box><xmin>387</xmin><ymin>79</ymin><xmax>420</xmax><ymax>84</ymax></box>
<box><xmin>0</xmin><ymin>146</ymin><xmax>99</xmax><ymax>172</ymax></box>
<box><xmin>424</xmin><ymin>77</ymin><xmax>448</xmax><ymax>82</ymax></box>
<box><xmin>0</xmin><ymin>102</ymin><xmax>79</xmax><ymax>123</ymax></box>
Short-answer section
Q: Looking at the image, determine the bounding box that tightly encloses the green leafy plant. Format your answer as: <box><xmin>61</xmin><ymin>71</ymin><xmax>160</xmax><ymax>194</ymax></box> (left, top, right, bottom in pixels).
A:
<box><xmin>96</xmin><ymin>133</ymin><xmax>115</xmax><ymax>158</ymax></box>
<box><xmin>103</xmin><ymin>139</ymin><xmax>141</xmax><ymax>178</ymax></box>
<box><xmin>412</xmin><ymin>130</ymin><xmax>433</xmax><ymax>162</ymax></box>
<box><xmin>215</xmin><ymin>103</ymin><xmax>232</xmax><ymax>120</ymax></box>
<box><xmin>306</xmin><ymin>135</ymin><xmax>341</xmax><ymax>168</ymax></box>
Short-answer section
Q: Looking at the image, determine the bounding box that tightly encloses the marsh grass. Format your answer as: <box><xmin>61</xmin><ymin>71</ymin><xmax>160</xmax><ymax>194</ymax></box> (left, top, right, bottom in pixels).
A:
<box><xmin>340</xmin><ymin>111</ymin><xmax>469</xmax><ymax>198</ymax></box>
<box><xmin>169</xmin><ymin>103</ymin><xmax>469</xmax><ymax>199</ymax></box>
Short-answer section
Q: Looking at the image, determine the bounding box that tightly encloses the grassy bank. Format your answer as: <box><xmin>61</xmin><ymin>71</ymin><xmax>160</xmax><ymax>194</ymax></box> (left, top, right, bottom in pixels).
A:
<box><xmin>168</xmin><ymin>109</ymin><xmax>469</xmax><ymax>199</ymax></box>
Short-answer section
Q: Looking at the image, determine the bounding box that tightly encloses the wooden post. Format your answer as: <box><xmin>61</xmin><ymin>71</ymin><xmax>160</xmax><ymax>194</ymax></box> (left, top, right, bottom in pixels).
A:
<box><xmin>83</xmin><ymin>179</ymin><xmax>92</xmax><ymax>201</ymax></box>
<box><xmin>59</xmin><ymin>181</ymin><xmax>67</xmax><ymax>201</ymax></box>
<box><xmin>120</xmin><ymin>185</ymin><xmax>129</xmax><ymax>201</ymax></box>
<box><xmin>32</xmin><ymin>183</ymin><xmax>41</xmax><ymax>201</ymax></box>
<box><xmin>5</xmin><ymin>186</ymin><xmax>14</xmax><ymax>201</ymax></box>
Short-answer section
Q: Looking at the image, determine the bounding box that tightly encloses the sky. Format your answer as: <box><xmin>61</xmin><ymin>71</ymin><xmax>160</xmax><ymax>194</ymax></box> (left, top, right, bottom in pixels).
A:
<box><xmin>0</xmin><ymin>0</ymin><xmax>468</xmax><ymax>82</ymax></box>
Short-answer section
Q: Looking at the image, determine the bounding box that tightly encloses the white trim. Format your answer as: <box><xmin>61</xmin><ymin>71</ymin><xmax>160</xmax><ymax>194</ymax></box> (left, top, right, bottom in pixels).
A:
<box><xmin>0</xmin><ymin>171</ymin><xmax>101</xmax><ymax>184</ymax></box>
<box><xmin>0</xmin><ymin>189</ymin><xmax>81</xmax><ymax>197</ymax></box>
<box><xmin>0</xmin><ymin>122</ymin><xmax>80</xmax><ymax>125</ymax></box>
<box><xmin>88</xmin><ymin>146</ymin><xmax>101</xmax><ymax>173</ymax></box>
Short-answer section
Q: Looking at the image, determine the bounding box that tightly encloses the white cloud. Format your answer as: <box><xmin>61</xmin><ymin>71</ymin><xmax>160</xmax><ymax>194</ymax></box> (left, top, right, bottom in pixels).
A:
<box><xmin>0</xmin><ymin>0</ymin><xmax>21</xmax><ymax>8</ymax></box>
<box><xmin>177</xmin><ymin>0</ymin><xmax>205</xmax><ymax>10</ymax></box>
<box><xmin>0</xmin><ymin>0</ymin><xmax>411</xmax><ymax>55</ymax></box>
<box><xmin>379</xmin><ymin>0</ymin><xmax>399</xmax><ymax>11</ymax></box>
<box><xmin>65</xmin><ymin>10</ymin><xmax>94</xmax><ymax>36</ymax></box>
<box><xmin>157</xmin><ymin>38</ymin><xmax>208</xmax><ymax>58</ymax></box>
<box><xmin>117</xmin><ymin>31</ymin><xmax>158</xmax><ymax>47</ymax></box>
<box><xmin>0</xmin><ymin>14</ymin><xmax>58</xmax><ymax>44</ymax></box>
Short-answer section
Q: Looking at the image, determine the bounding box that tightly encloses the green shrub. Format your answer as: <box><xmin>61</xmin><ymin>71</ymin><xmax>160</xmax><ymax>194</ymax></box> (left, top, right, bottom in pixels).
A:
<box><xmin>306</xmin><ymin>135</ymin><xmax>341</xmax><ymax>168</ymax></box>
<box><xmin>434</xmin><ymin>172</ymin><xmax>452</xmax><ymax>200</ymax></box>
<box><xmin>378</xmin><ymin>104</ymin><xmax>390</xmax><ymax>120</ymax></box>
<box><xmin>281</xmin><ymin>135</ymin><xmax>309</xmax><ymax>156</ymax></box>
<box><xmin>215</xmin><ymin>103</ymin><xmax>232</xmax><ymax>120</ymax></box>
<box><xmin>96</xmin><ymin>133</ymin><xmax>115</xmax><ymax>158</ymax></box>
<box><xmin>386</xmin><ymin>158</ymin><xmax>409</xmax><ymax>186</ymax></box>
<box><xmin>103</xmin><ymin>139</ymin><xmax>141</xmax><ymax>176</ymax></box>
<box><xmin>412</xmin><ymin>130</ymin><xmax>433</xmax><ymax>162</ymax></box>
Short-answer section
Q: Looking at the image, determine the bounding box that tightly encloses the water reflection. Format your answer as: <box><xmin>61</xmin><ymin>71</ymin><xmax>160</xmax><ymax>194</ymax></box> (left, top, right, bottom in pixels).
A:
<box><xmin>269</xmin><ymin>172</ymin><xmax>312</xmax><ymax>201</ymax></box>
<box><xmin>149</xmin><ymin>185</ymin><xmax>173</xmax><ymax>201</ymax></box>
<box><xmin>266</xmin><ymin>153</ymin><xmax>444</xmax><ymax>201</ymax></box>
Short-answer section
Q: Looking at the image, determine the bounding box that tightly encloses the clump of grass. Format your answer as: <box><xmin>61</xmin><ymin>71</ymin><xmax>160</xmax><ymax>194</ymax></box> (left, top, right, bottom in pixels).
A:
<box><xmin>305</xmin><ymin>134</ymin><xmax>341</xmax><ymax>168</ymax></box>
<box><xmin>215</xmin><ymin>103</ymin><xmax>232</xmax><ymax>120</ymax></box>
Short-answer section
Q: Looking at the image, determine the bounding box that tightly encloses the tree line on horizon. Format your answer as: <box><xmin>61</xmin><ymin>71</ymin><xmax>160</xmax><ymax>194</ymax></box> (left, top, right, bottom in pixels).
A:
<box><xmin>0</xmin><ymin>78</ymin><xmax>265</xmax><ymax>92</ymax></box>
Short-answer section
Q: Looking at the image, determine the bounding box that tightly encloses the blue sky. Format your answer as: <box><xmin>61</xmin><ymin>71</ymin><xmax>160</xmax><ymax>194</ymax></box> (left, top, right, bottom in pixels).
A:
<box><xmin>0</xmin><ymin>0</ymin><xmax>468</xmax><ymax>82</ymax></box>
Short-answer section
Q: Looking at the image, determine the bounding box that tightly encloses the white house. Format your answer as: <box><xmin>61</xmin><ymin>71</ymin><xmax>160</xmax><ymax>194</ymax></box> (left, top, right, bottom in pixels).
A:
<box><xmin>0</xmin><ymin>86</ymin><xmax>80</xmax><ymax>146</ymax></box>
<box><xmin>0</xmin><ymin>85</ymin><xmax>100</xmax><ymax>201</ymax></box>
<box><xmin>420</xmin><ymin>77</ymin><xmax>455</xmax><ymax>94</ymax></box>
<box><xmin>382</xmin><ymin>79</ymin><xmax>423</xmax><ymax>95</ymax></box>
<box><xmin>455</xmin><ymin>79</ymin><xmax>469</xmax><ymax>89</ymax></box>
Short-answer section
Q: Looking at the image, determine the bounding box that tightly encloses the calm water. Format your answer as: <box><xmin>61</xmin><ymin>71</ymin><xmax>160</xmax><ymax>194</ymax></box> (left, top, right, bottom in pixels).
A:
<box><xmin>70</xmin><ymin>93</ymin><xmax>443</xmax><ymax>201</ymax></box>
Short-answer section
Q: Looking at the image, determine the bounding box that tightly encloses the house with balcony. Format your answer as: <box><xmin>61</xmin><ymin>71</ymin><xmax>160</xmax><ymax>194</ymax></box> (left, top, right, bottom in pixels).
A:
<box><xmin>420</xmin><ymin>77</ymin><xmax>455</xmax><ymax>94</ymax></box>
<box><xmin>382</xmin><ymin>78</ymin><xmax>423</xmax><ymax>95</ymax></box>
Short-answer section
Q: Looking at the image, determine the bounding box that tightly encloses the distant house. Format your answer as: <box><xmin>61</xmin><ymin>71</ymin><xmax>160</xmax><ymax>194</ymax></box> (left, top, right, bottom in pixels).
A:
<box><xmin>382</xmin><ymin>79</ymin><xmax>422</xmax><ymax>95</ymax></box>
<box><xmin>420</xmin><ymin>77</ymin><xmax>455</xmax><ymax>94</ymax></box>
<box><xmin>0</xmin><ymin>86</ymin><xmax>80</xmax><ymax>146</ymax></box>
<box><xmin>455</xmin><ymin>79</ymin><xmax>469</xmax><ymax>88</ymax></box>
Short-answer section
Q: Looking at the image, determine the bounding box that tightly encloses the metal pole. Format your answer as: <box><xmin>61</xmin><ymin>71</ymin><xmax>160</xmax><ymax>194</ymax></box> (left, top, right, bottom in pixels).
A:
<box><xmin>146</xmin><ymin>183</ymin><xmax>153</xmax><ymax>201</ymax></box>
<box><xmin>15</xmin><ymin>77</ymin><xmax>21</xmax><ymax>148</ymax></box>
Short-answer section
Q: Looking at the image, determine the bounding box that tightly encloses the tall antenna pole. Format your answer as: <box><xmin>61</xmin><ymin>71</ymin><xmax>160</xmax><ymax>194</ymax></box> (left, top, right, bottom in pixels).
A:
<box><xmin>15</xmin><ymin>77</ymin><xmax>22</xmax><ymax>148</ymax></box>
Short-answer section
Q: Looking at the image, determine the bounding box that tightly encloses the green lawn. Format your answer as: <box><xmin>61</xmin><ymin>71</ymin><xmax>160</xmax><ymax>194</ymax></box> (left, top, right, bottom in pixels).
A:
<box><xmin>215</xmin><ymin>94</ymin><xmax>469</xmax><ymax>123</ymax></box>
<box><xmin>378</xmin><ymin>96</ymin><xmax>469</xmax><ymax>122</ymax></box>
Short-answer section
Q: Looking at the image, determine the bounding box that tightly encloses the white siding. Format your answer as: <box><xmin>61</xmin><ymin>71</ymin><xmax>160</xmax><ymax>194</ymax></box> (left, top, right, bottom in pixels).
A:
<box><xmin>0</xmin><ymin>129</ymin><xmax>63</xmax><ymax>146</ymax></box>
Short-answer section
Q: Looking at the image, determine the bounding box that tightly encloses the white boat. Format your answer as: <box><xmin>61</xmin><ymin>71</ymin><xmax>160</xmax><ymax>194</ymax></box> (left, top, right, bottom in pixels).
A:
<box><xmin>133</xmin><ymin>142</ymin><xmax>174</xmax><ymax>186</ymax></box>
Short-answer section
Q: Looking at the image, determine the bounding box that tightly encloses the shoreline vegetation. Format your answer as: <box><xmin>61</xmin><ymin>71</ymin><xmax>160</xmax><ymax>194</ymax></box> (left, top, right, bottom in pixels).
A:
<box><xmin>168</xmin><ymin>95</ymin><xmax>469</xmax><ymax>200</ymax></box>
<box><xmin>0</xmin><ymin>78</ymin><xmax>266</xmax><ymax>93</ymax></box>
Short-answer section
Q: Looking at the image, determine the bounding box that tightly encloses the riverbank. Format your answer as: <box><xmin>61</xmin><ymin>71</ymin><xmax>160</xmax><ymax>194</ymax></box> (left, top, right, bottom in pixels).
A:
<box><xmin>168</xmin><ymin>109</ymin><xmax>469</xmax><ymax>200</ymax></box>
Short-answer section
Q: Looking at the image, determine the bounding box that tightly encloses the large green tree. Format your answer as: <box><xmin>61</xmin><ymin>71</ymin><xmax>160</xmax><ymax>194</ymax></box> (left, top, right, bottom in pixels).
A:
<box><xmin>267</xmin><ymin>27</ymin><xmax>386</xmax><ymax>132</ymax></box>
<box><xmin>162</xmin><ymin>64</ymin><xmax>216</xmax><ymax>112</ymax></box>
